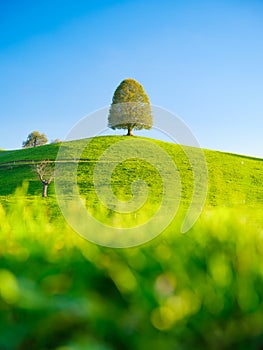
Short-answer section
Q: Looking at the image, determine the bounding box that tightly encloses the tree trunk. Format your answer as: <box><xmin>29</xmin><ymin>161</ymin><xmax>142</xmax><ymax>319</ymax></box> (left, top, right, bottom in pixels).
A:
<box><xmin>127</xmin><ymin>126</ymin><xmax>133</xmax><ymax>136</ymax></box>
<box><xmin>42</xmin><ymin>182</ymin><xmax>48</xmax><ymax>197</ymax></box>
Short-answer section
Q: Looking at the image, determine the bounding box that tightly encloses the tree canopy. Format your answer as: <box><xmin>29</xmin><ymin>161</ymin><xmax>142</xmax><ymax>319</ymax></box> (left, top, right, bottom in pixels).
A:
<box><xmin>22</xmin><ymin>131</ymin><xmax>48</xmax><ymax>148</ymax></box>
<box><xmin>108</xmin><ymin>78</ymin><xmax>153</xmax><ymax>136</ymax></box>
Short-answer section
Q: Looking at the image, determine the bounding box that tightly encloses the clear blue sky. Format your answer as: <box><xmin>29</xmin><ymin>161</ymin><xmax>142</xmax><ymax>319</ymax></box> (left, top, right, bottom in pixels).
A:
<box><xmin>1</xmin><ymin>0</ymin><xmax>263</xmax><ymax>157</ymax></box>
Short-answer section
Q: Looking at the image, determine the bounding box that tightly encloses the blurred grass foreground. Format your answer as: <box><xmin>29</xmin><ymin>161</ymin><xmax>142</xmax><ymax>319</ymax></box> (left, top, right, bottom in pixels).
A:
<box><xmin>1</xmin><ymin>186</ymin><xmax>263</xmax><ymax>349</ymax></box>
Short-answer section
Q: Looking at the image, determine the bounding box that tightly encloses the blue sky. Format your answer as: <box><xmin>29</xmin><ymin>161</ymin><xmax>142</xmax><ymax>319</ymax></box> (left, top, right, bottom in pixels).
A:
<box><xmin>1</xmin><ymin>0</ymin><xmax>263</xmax><ymax>157</ymax></box>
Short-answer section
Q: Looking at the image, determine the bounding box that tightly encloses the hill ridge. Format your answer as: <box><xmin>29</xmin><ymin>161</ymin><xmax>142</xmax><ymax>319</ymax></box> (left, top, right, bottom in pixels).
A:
<box><xmin>0</xmin><ymin>136</ymin><xmax>262</xmax><ymax>208</ymax></box>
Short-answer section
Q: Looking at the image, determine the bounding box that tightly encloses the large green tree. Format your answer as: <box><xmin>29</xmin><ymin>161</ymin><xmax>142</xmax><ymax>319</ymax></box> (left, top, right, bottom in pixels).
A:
<box><xmin>22</xmin><ymin>131</ymin><xmax>48</xmax><ymax>148</ymax></box>
<box><xmin>108</xmin><ymin>78</ymin><xmax>153</xmax><ymax>136</ymax></box>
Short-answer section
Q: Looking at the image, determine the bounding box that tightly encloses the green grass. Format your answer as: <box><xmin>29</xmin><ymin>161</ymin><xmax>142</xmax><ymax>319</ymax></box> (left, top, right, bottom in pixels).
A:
<box><xmin>1</xmin><ymin>192</ymin><xmax>263</xmax><ymax>349</ymax></box>
<box><xmin>0</xmin><ymin>135</ymin><xmax>263</xmax><ymax>207</ymax></box>
<box><xmin>0</xmin><ymin>143</ymin><xmax>60</xmax><ymax>163</ymax></box>
<box><xmin>0</xmin><ymin>142</ymin><xmax>60</xmax><ymax>197</ymax></box>
<box><xmin>1</xmin><ymin>136</ymin><xmax>263</xmax><ymax>349</ymax></box>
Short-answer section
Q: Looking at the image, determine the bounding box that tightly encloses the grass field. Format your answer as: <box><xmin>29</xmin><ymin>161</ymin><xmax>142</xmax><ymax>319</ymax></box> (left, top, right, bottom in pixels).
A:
<box><xmin>1</xmin><ymin>136</ymin><xmax>263</xmax><ymax>349</ymax></box>
<box><xmin>1</xmin><ymin>136</ymin><xmax>263</xmax><ymax>206</ymax></box>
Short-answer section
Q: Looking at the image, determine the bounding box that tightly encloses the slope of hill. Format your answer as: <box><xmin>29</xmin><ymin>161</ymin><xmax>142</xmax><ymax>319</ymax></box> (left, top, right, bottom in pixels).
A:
<box><xmin>1</xmin><ymin>136</ymin><xmax>263</xmax><ymax>349</ymax></box>
<box><xmin>0</xmin><ymin>136</ymin><xmax>262</xmax><ymax>209</ymax></box>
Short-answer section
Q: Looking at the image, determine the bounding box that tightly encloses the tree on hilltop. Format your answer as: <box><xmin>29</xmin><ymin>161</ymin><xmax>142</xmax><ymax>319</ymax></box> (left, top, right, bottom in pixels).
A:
<box><xmin>108</xmin><ymin>78</ymin><xmax>153</xmax><ymax>136</ymax></box>
<box><xmin>22</xmin><ymin>131</ymin><xmax>48</xmax><ymax>148</ymax></box>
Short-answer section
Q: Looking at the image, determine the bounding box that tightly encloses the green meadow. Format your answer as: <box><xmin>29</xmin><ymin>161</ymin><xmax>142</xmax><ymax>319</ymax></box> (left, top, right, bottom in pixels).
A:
<box><xmin>1</xmin><ymin>136</ymin><xmax>263</xmax><ymax>349</ymax></box>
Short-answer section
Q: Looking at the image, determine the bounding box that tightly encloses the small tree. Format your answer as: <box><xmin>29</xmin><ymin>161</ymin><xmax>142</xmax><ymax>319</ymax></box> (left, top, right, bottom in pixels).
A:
<box><xmin>50</xmin><ymin>138</ymin><xmax>60</xmax><ymax>144</ymax></box>
<box><xmin>34</xmin><ymin>160</ymin><xmax>54</xmax><ymax>197</ymax></box>
<box><xmin>23</xmin><ymin>131</ymin><xmax>48</xmax><ymax>148</ymax></box>
<box><xmin>108</xmin><ymin>78</ymin><xmax>153</xmax><ymax>136</ymax></box>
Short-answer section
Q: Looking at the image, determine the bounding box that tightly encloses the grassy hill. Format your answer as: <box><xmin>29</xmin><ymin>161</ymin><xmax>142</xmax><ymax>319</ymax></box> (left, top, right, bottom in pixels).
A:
<box><xmin>1</xmin><ymin>136</ymin><xmax>263</xmax><ymax>349</ymax></box>
<box><xmin>0</xmin><ymin>135</ymin><xmax>263</xmax><ymax>208</ymax></box>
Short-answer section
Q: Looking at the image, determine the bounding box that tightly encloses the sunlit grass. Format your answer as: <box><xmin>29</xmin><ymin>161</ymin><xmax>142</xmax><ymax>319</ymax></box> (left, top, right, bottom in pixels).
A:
<box><xmin>1</xmin><ymin>187</ymin><xmax>263</xmax><ymax>349</ymax></box>
<box><xmin>1</xmin><ymin>136</ymin><xmax>263</xmax><ymax>348</ymax></box>
<box><xmin>0</xmin><ymin>136</ymin><xmax>263</xmax><ymax>207</ymax></box>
